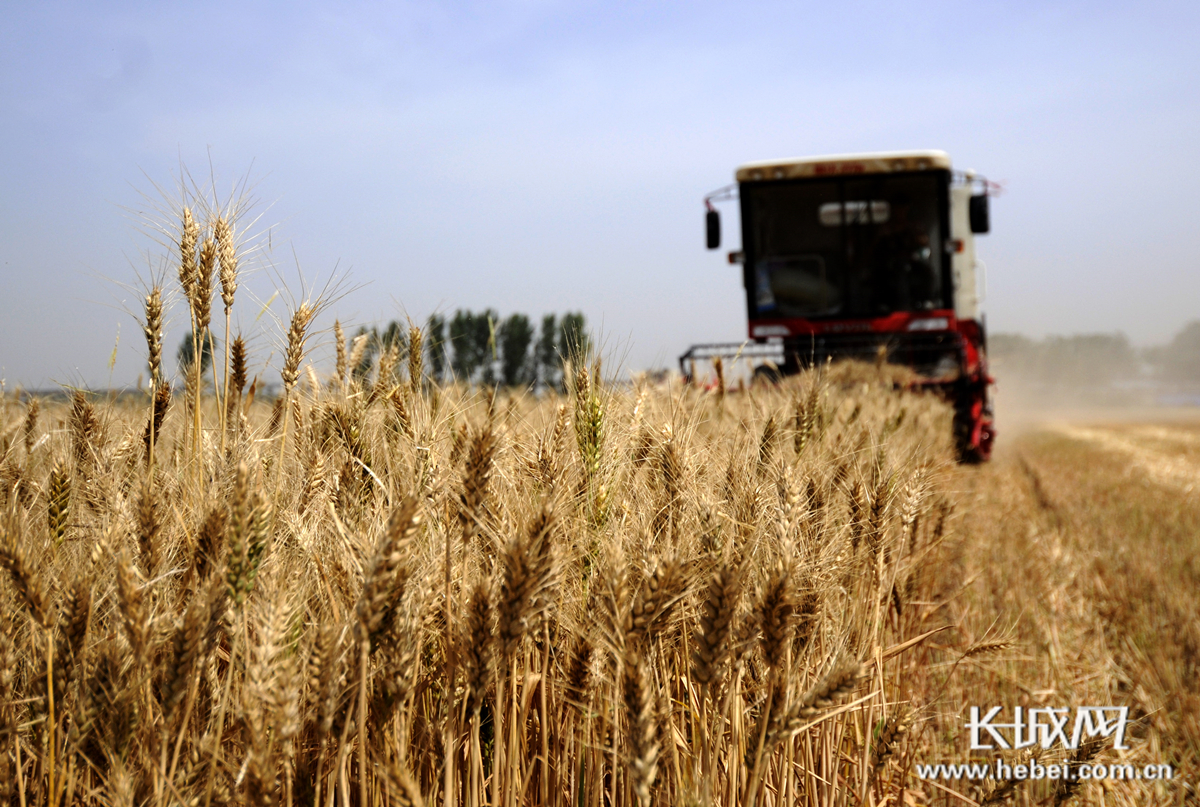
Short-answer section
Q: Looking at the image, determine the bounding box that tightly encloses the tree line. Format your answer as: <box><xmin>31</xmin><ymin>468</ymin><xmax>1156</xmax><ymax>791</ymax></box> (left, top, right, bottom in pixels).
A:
<box><xmin>991</xmin><ymin>320</ymin><xmax>1200</xmax><ymax>386</ymax></box>
<box><xmin>174</xmin><ymin>310</ymin><xmax>589</xmax><ymax>390</ymax></box>
<box><xmin>352</xmin><ymin>310</ymin><xmax>589</xmax><ymax>389</ymax></box>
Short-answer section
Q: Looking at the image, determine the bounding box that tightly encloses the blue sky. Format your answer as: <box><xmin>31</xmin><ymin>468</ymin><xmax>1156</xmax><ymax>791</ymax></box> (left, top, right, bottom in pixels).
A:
<box><xmin>2</xmin><ymin>0</ymin><xmax>1198</xmax><ymax>387</ymax></box>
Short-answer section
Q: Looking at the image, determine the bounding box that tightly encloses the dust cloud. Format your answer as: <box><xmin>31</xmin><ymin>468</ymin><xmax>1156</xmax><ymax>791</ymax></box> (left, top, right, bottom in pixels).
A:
<box><xmin>988</xmin><ymin>329</ymin><xmax>1200</xmax><ymax>437</ymax></box>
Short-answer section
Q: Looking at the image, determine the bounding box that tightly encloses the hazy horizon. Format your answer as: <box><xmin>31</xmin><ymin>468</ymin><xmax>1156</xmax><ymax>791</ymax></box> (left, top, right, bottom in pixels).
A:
<box><xmin>3</xmin><ymin>0</ymin><xmax>1198</xmax><ymax>389</ymax></box>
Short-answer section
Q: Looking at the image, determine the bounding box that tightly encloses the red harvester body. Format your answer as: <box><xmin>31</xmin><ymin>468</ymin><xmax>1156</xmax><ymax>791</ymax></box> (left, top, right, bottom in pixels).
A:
<box><xmin>686</xmin><ymin>150</ymin><xmax>996</xmax><ymax>462</ymax></box>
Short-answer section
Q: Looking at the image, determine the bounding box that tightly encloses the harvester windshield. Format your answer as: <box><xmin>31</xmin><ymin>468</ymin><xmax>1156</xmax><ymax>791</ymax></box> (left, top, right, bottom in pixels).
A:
<box><xmin>744</xmin><ymin>173</ymin><xmax>947</xmax><ymax>319</ymax></box>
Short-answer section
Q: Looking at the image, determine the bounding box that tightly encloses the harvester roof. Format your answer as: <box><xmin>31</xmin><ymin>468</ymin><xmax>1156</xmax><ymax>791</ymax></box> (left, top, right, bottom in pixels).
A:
<box><xmin>735</xmin><ymin>149</ymin><xmax>952</xmax><ymax>182</ymax></box>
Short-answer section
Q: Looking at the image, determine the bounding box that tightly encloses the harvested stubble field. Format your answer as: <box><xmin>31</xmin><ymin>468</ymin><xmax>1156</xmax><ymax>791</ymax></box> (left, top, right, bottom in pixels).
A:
<box><xmin>947</xmin><ymin>416</ymin><xmax>1200</xmax><ymax>802</ymax></box>
<box><xmin>0</xmin><ymin>206</ymin><xmax>1194</xmax><ymax>806</ymax></box>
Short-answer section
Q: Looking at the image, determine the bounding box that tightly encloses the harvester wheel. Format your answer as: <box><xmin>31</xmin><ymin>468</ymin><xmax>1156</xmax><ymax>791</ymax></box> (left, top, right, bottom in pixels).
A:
<box><xmin>953</xmin><ymin>383</ymin><xmax>994</xmax><ymax>463</ymax></box>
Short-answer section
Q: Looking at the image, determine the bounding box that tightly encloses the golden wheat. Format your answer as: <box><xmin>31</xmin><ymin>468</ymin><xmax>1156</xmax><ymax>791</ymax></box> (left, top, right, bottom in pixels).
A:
<box><xmin>9</xmin><ymin>195</ymin><xmax>1181</xmax><ymax>804</ymax></box>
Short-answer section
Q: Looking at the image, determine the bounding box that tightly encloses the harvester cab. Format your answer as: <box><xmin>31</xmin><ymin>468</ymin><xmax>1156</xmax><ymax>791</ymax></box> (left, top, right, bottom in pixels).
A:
<box><xmin>686</xmin><ymin>150</ymin><xmax>996</xmax><ymax>462</ymax></box>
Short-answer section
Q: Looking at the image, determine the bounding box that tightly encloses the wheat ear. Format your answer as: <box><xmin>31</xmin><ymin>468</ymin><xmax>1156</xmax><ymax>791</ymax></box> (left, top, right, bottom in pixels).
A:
<box><xmin>458</xmin><ymin>421</ymin><xmax>497</xmax><ymax>550</ymax></box>
<box><xmin>357</xmin><ymin>498</ymin><xmax>422</xmax><ymax>650</ymax></box>
<box><xmin>277</xmin><ymin>302</ymin><xmax>315</xmax><ymax>491</ymax></box>
<box><xmin>135</xmin><ymin>475</ymin><xmax>161</xmax><ymax>577</ymax></box>
<box><xmin>692</xmin><ymin>560</ymin><xmax>742</xmax><ymax>688</ymax></box>
<box><xmin>143</xmin><ymin>381</ymin><xmax>171</xmax><ymax>468</ymax></box>
<box><xmin>870</xmin><ymin>709</ymin><xmax>910</xmax><ymax>777</ymax></box>
<box><xmin>47</xmin><ymin>462</ymin><xmax>70</xmax><ymax>549</ymax></box>
<box><xmin>743</xmin><ymin>559</ymin><xmax>799</xmax><ymax>807</ymax></box>
<box><xmin>628</xmin><ymin>553</ymin><xmax>685</xmax><ymax>654</ymax></box>
<box><xmin>0</xmin><ymin>526</ymin><xmax>50</xmax><ymax>628</ymax></box>
<box><xmin>767</xmin><ymin>658</ymin><xmax>863</xmax><ymax>745</ymax></box>
<box><xmin>226</xmin><ymin>334</ymin><xmax>247</xmax><ymax>435</ymax></box>
<box><xmin>22</xmin><ymin>397</ymin><xmax>40</xmax><ymax>454</ymax></box>
<box><xmin>333</xmin><ymin>320</ymin><xmax>347</xmax><ymax>391</ymax></box>
<box><xmin>143</xmin><ymin>286</ymin><xmax>163</xmax><ymax>386</ymax></box>
<box><xmin>191</xmin><ymin>236</ymin><xmax>216</xmax><ymax>465</ymax></box>
<box><xmin>115</xmin><ymin>549</ymin><xmax>148</xmax><ymax>664</ymax></box>
<box><xmin>214</xmin><ymin>214</ymin><xmax>239</xmax><ymax>455</ymax></box>
<box><xmin>692</xmin><ymin>559</ymin><xmax>741</xmax><ymax>803</ymax></box>
<box><xmin>622</xmin><ymin>651</ymin><xmax>659</xmax><ymax>807</ymax></box>
<box><xmin>141</xmin><ymin>286</ymin><xmax>164</xmax><ymax>467</ymax></box>
<box><xmin>496</xmin><ymin>504</ymin><xmax>557</xmax><ymax>663</ymax></box>
<box><xmin>408</xmin><ymin>323</ymin><xmax>424</xmax><ymax>395</ymax></box>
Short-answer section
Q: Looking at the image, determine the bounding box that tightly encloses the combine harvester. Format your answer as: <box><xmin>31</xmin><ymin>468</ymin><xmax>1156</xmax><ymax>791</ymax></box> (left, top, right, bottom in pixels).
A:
<box><xmin>687</xmin><ymin>150</ymin><xmax>996</xmax><ymax>461</ymax></box>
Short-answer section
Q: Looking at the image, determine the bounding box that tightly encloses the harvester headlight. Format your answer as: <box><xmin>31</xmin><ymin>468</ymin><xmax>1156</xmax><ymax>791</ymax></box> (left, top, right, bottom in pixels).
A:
<box><xmin>907</xmin><ymin>317</ymin><xmax>949</xmax><ymax>332</ymax></box>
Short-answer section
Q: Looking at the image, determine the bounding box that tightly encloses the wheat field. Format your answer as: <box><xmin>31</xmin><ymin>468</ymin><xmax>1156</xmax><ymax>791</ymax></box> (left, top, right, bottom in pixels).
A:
<box><xmin>0</xmin><ymin>203</ymin><xmax>1194</xmax><ymax>806</ymax></box>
